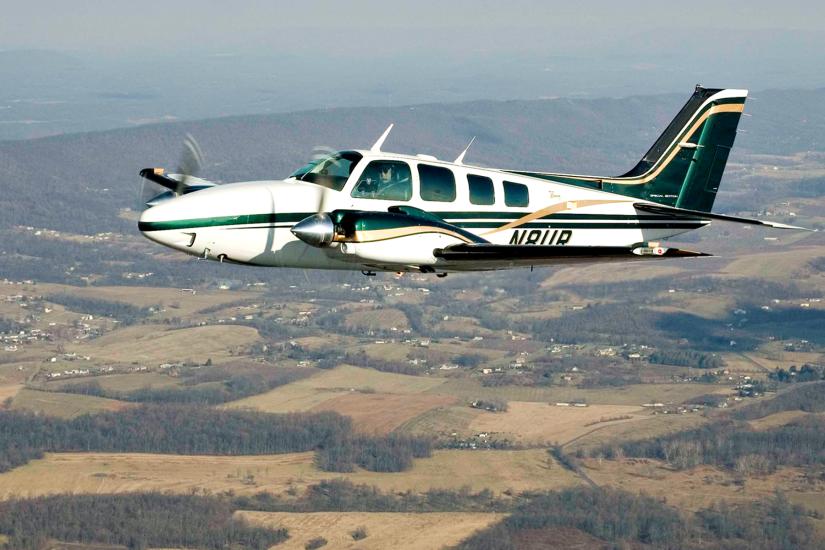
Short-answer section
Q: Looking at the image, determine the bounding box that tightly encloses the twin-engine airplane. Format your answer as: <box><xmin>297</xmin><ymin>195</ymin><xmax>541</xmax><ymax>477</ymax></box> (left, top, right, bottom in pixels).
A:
<box><xmin>138</xmin><ymin>86</ymin><xmax>806</xmax><ymax>276</ymax></box>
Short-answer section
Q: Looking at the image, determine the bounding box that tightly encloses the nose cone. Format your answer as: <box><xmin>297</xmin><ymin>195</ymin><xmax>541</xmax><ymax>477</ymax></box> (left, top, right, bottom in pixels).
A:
<box><xmin>138</xmin><ymin>197</ymin><xmax>197</xmax><ymax>250</ymax></box>
<box><xmin>291</xmin><ymin>213</ymin><xmax>335</xmax><ymax>247</ymax></box>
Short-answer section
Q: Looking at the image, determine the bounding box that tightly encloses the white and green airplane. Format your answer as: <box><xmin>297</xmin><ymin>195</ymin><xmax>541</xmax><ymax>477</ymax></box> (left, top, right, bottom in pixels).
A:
<box><xmin>138</xmin><ymin>86</ymin><xmax>804</xmax><ymax>277</ymax></box>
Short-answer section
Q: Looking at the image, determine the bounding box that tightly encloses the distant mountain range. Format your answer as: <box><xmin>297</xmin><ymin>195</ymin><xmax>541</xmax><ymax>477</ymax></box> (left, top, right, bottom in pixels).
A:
<box><xmin>1</xmin><ymin>87</ymin><xmax>823</xmax><ymax>235</ymax></box>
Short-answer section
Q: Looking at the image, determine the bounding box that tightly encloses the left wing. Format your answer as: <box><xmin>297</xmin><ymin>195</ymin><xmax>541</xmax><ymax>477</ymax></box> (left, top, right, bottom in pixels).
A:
<box><xmin>434</xmin><ymin>243</ymin><xmax>709</xmax><ymax>271</ymax></box>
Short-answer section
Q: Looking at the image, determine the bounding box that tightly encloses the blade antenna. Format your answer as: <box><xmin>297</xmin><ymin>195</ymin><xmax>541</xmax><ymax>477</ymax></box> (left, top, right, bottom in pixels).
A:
<box><xmin>370</xmin><ymin>124</ymin><xmax>394</xmax><ymax>152</ymax></box>
<box><xmin>454</xmin><ymin>136</ymin><xmax>476</xmax><ymax>165</ymax></box>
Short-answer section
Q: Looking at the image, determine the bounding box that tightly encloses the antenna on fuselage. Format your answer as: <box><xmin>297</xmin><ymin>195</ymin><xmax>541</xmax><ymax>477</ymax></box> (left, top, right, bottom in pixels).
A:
<box><xmin>370</xmin><ymin>124</ymin><xmax>394</xmax><ymax>152</ymax></box>
<box><xmin>454</xmin><ymin>136</ymin><xmax>476</xmax><ymax>165</ymax></box>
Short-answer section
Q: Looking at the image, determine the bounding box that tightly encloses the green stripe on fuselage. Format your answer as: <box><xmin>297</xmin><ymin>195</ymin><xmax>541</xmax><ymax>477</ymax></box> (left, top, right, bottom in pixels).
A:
<box><xmin>138</xmin><ymin>211</ymin><xmax>704</xmax><ymax>232</ymax></box>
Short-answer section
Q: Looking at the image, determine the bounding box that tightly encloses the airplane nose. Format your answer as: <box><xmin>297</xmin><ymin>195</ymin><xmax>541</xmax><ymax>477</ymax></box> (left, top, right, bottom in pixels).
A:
<box><xmin>138</xmin><ymin>199</ymin><xmax>197</xmax><ymax>250</ymax></box>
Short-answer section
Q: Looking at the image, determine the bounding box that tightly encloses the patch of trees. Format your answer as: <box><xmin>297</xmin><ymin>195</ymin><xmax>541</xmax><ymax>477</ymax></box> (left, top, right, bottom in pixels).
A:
<box><xmin>0</xmin><ymin>406</ymin><xmax>434</xmax><ymax>474</ymax></box>
<box><xmin>316</xmin><ymin>434</ymin><xmax>433</xmax><ymax>473</ymax></box>
<box><xmin>58</xmin><ymin>364</ymin><xmax>314</xmax><ymax>405</ymax></box>
<box><xmin>0</xmin><ymin>493</ymin><xmax>287</xmax><ymax>550</ymax></box>
<box><xmin>769</xmin><ymin>365</ymin><xmax>825</xmax><ymax>384</ymax></box>
<box><xmin>810</xmin><ymin>257</ymin><xmax>825</xmax><ymax>273</ymax></box>
<box><xmin>341</xmin><ymin>350</ymin><xmax>420</xmax><ymax>375</ymax></box>
<box><xmin>599</xmin><ymin>415</ymin><xmax>825</xmax><ymax>472</ymax></box>
<box><xmin>732</xmin><ymin>381</ymin><xmax>825</xmax><ymax>421</ymax></box>
<box><xmin>649</xmin><ymin>349</ymin><xmax>724</xmax><ymax>369</ymax></box>
<box><xmin>232</xmin><ymin>479</ymin><xmax>508</xmax><ymax>514</ymax></box>
<box><xmin>46</xmin><ymin>293</ymin><xmax>153</xmax><ymax>325</ymax></box>
<box><xmin>455</xmin><ymin>489</ymin><xmax>818</xmax><ymax>550</ymax></box>
<box><xmin>697</xmin><ymin>492</ymin><xmax>816</xmax><ymax>549</ymax></box>
<box><xmin>454</xmin><ymin>486</ymin><xmax>688</xmax><ymax>549</ymax></box>
<box><xmin>0</xmin><ymin>317</ymin><xmax>24</xmax><ymax>334</ymax></box>
<box><xmin>0</xmin><ymin>406</ymin><xmax>353</xmax><ymax>472</ymax></box>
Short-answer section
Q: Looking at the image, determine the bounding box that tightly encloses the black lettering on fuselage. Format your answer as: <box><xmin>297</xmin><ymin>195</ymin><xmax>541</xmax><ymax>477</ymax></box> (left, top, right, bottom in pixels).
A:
<box><xmin>525</xmin><ymin>230</ymin><xmax>542</xmax><ymax>245</ymax></box>
<box><xmin>509</xmin><ymin>229</ymin><xmax>573</xmax><ymax>246</ymax></box>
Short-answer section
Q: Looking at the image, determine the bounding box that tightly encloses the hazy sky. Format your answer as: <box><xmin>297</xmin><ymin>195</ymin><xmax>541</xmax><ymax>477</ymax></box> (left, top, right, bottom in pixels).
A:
<box><xmin>3</xmin><ymin>1</ymin><xmax>825</xmax><ymax>139</ymax></box>
<box><xmin>4</xmin><ymin>0</ymin><xmax>825</xmax><ymax>54</ymax></box>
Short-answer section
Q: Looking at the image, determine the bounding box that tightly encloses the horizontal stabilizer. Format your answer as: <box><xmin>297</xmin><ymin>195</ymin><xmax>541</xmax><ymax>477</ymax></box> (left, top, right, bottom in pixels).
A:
<box><xmin>634</xmin><ymin>202</ymin><xmax>812</xmax><ymax>231</ymax></box>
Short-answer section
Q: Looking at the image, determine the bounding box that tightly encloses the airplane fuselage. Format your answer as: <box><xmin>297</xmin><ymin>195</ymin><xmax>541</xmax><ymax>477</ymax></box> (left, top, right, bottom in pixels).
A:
<box><xmin>138</xmin><ymin>150</ymin><xmax>707</xmax><ymax>273</ymax></box>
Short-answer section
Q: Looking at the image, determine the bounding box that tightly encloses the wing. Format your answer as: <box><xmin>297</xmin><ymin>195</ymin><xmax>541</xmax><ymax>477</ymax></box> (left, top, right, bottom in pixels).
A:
<box><xmin>433</xmin><ymin>243</ymin><xmax>709</xmax><ymax>271</ymax></box>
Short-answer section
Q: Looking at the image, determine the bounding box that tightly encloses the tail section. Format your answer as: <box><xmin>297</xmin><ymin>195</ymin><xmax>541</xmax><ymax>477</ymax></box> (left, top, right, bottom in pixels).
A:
<box><xmin>510</xmin><ymin>86</ymin><xmax>748</xmax><ymax>213</ymax></box>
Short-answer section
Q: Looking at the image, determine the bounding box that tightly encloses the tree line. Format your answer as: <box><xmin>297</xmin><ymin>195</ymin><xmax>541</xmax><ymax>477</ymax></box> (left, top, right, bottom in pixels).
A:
<box><xmin>46</xmin><ymin>293</ymin><xmax>153</xmax><ymax>325</ymax></box>
<box><xmin>56</xmin><ymin>364</ymin><xmax>314</xmax><ymax>405</ymax></box>
<box><xmin>732</xmin><ymin>381</ymin><xmax>825</xmax><ymax>421</ymax></box>
<box><xmin>0</xmin><ymin>405</ymin><xmax>431</xmax><ymax>474</ymax></box>
<box><xmin>455</xmin><ymin>489</ymin><xmax>816</xmax><ymax>550</ymax></box>
<box><xmin>649</xmin><ymin>349</ymin><xmax>724</xmax><ymax>369</ymax></box>
<box><xmin>0</xmin><ymin>493</ymin><xmax>286</xmax><ymax>550</ymax></box>
<box><xmin>596</xmin><ymin>415</ymin><xmax>825</xmax><ymax>473</ymax></box>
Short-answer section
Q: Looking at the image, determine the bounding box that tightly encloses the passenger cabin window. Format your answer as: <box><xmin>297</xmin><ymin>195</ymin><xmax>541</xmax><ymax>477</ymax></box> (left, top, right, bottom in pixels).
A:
<box><xmin>503</xmin><ymin>181</ymin><xmax>529</xmax><ymax>207</ymax></box>
<box><xmin>351</xmin><ymin>160</ymin><xmax>412</xmax><ymax>201</ymax></box>
<box><xmin>419</xmin><ymin>164</ymin><xmax>456</xmax><ymax>202</ymax></box>
<box><xmin>467</xmin><ymin>174</ymin><xmax>495</xmax><ymax>205</ymax></box>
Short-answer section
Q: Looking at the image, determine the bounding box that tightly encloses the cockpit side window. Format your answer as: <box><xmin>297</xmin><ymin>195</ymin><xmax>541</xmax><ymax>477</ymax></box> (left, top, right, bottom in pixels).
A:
<box><xmin>351</xmin><ymin>160</ymin><xmax>413</xmax><ymax>201</ymax></box>
<box><xmin>289</xmin><ymin>151</ymin><xmax>362</xmax><ymax>191</ymax></box>
<box><xmin>419</xmin><ymin>164</ymin><xmax>456</xmax><ymax>202</ymax></box>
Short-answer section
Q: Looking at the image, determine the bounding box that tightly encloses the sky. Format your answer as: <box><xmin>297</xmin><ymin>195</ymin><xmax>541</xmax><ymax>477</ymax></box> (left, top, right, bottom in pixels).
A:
<box><xmin>2</xmin><ymin>1</ymin><xmax>825</xmax><ymax>139</ymax></box>
<box><xmin>4</xmin><ymin>0</ymin><xmax>825</xmax><ymax>54</ymax></box>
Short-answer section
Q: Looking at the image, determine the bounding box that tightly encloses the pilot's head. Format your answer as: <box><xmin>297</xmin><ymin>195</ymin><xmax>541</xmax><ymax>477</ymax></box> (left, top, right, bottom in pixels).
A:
<box><xmin>380</xmin><ymin>165</ymin><xmax>393</xmax><ymax>183</ymax></box>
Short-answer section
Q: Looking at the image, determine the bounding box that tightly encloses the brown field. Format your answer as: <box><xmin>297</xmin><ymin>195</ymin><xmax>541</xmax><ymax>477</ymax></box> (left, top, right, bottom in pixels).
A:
<box><xmin>238</xmin><ymin>511</ymin><xmax>505</xmax><ymax>550</ymax></box>
<box><xmin>748</xmin><ymin>411</ymin><xmax>816</xmax><ymax>431</ymax></box>
<box><xmin>721</xmin><ymin>246</ymin><xmax>825</xmax><ymax>280</ymax></box>
<box><xmin>32</xmin><ymin>282</ymin><xmax>254</xmax><ymax>318</ymax></box>
<box><xmin>397</xmin><ymin>405</ymin><xmax>483</xmax><ymax>436</ymax></box>
<box><xmin>224</xmin><ymin>366</ymin><xmax>447</xmax><ymax>414</ymax></box>
<box><xmin>582</xmin><ymin>458</ymin><xmax>825</xmax><ymax>514</ymax></box>
<box><xmin>541</xmin><ymin>263</ymin><xmax>684</xmax><ymax>288</ymax></box>
<box><xmin>428</xmin><ymin>379</ymin><xmax>728</xmax><ymax>406</ymax></box>
<box><xmin>10</xmin><ymin>388</ymin><xmax>128</xmax><ymax>418</ymax></box>
<box><xmin>345</xmin><ymin>308</ymin><xmax>409</xmax><ymax>331</ymax></box>
<box><xmin>466</xmin><ymin>402</ymin><xmax>648</xmax><ymax>446</ymax></box>
<box><xmin>74</xmin><ymin>371</ymin><xmax>180</xmax><ymax>393</ymax></box>
<box><xmin>67</xmin><ymin>324</ymin><xmax>259</xmax><ymax>364</ymax></box>
<box><xmin>0</xmin><ymin>449</ymin><xmax>582</xmax><ymax>499</ymax></box>
<box><xmin>224</xmin><ymin>384</ymin><xmax>349</xmax><ymax>413</ymax></box>
<box><xmin>0</xmin><ymin>384</ymin><xmax>22</xmax><ymax>405</ymax></box>
<box><xmin>310</xmin><ymin>393</ymin><xmax>457</xmax><ymax>434</ymax></box>
<box><xmin>566</xmin><ymin>412</ymin><xmax>707</xmax><ymax>452</ymax></box>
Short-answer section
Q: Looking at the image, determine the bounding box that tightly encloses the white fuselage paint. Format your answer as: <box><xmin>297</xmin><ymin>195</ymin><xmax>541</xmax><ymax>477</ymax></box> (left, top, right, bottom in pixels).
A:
<box><xmin>138</xmin><ymin>150</ymin><xmax>707</xmax><ymax>272</ymax></box>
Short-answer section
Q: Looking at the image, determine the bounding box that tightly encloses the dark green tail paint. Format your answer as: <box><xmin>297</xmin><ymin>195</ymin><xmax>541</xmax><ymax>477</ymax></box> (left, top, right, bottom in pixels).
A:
<box><xmin>509</xmin><ymin>86</ymin><xmax>747</xmax><ymax>213</ymax></box>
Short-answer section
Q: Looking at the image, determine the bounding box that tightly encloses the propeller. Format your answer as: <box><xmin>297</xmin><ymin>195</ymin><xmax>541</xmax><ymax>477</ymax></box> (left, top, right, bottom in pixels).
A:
<box><xmin>176</xmin><ymin>133</ymin><xmax>205</xmax><ymax>193</ymax></box>
<box><xmin>137</xmin><ymin>134</ymin><xmax>206</xmax><ymax>212</ymax></box>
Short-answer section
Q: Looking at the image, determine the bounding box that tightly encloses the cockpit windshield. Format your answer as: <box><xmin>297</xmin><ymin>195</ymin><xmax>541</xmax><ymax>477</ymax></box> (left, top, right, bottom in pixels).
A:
<box><xmin>289</xmin><ymin>150</ymin><xmax>363</xmax><ymax>191</ymax></box>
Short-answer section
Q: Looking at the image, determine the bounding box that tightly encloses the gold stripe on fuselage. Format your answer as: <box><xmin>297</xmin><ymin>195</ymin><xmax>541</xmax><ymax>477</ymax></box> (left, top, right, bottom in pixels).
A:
<box><xmin>483</xmin><ymin>199</ymin><xmax>630</xmax><ymax>235</ymax></box>
<box><xmin>350</xmin><ymin>226</ymin><xmax>475</xmax><ymax>244</ymax></box>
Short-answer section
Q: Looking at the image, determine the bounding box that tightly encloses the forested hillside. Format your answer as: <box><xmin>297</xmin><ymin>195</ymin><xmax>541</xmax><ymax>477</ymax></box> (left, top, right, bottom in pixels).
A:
<box><xmin>1</xmin><ymin>87</ymin><xmax>824</xmax><ymax>234</ymax></box>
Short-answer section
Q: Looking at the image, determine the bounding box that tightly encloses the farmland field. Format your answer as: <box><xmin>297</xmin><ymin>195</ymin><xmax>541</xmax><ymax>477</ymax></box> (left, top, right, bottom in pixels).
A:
<box><xmin>10</xmin><ymin>388</ymin><xmax>129</xmax><ymax>418</ymax></box>
<box><xmin>0</xmin><ymin>449</ymin><xmax>582</xmax><ymax>499</ymax></box>
<box><xmin>225</xmin><ymin>365</ymin><xmax>448</xmax><ymax>414</ymax></box>
<box><xmin>466</xmin><ymin>402</ymin><xmax>649</xmax><ymax>446</ymax></box>
<box><xmin>427</xmin><ymin>379</ymin><xmax>729</xmax><ymax>406</ymax></box>
<box><xmin>238</xmin><ymin>511</ymin><xmax>507</xmax><ymax>550</ymax></box>
<box><xmin>66</xmin><ymin>324</ymin><xmax>259</xmax><ymax>364</ymax></box>
<box><xmin>310</xmin><ymin>392</ymin><xmax>457</xmax><ymax>434</ymax></box>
